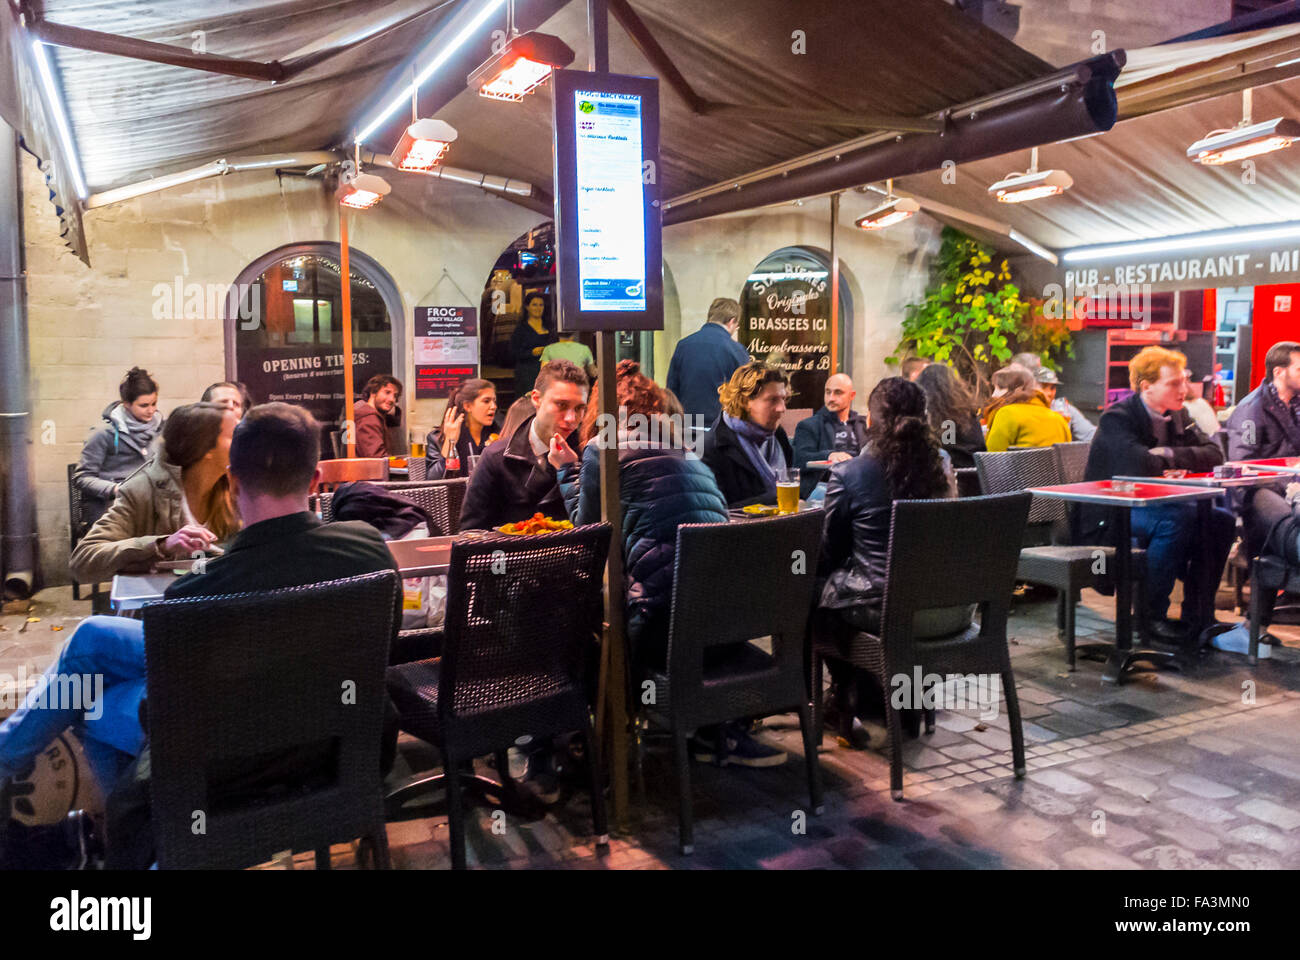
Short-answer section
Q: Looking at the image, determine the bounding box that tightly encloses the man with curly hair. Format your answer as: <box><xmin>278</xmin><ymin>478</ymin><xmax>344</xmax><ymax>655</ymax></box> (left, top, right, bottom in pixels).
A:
<box><xmin>701</xmin><ymin>362</ymin><xmax>794</xmax><ymax>507</ymax></box>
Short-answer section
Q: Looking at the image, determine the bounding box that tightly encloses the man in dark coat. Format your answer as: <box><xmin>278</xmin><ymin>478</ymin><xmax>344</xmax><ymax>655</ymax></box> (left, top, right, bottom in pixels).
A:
<box><xmin>666</xmin><ymin>297</ymin><xmax>751</xmax><ymax>421</ymax></box>
<box><xmin>1080</xmin><ymin>347</ymin><xmax>1233</xmax><ymax>642</ymax></box>
<box><xmin>701</xmin><ymin>362</ymin><xmax>794</xmax><ymax>507</ymax></box>
<box><xmin>792</xmin><ymin>373</ymin><xmax>868</xmax><ymax>497</ymax></box>
<box><xmin>459</xmin><ymin>360</ymin><xmax>588</xmax><ymax>531</ymax></box>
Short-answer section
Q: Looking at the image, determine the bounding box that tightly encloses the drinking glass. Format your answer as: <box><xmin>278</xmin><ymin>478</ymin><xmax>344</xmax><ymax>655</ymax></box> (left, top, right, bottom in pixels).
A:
<box><xmin>776</xmin><ymin>467</ymin><xmax>800</xmax><ymax>514</ymax></box>
<box><xmin>467</xmin><ymin>454</ymin><xmax>482</xmax><ymax>476</ymax></box>
<box><xmin>410</xmin><ymin>433</ymin><xmax>426</xmax><ymax>458</ymax></box>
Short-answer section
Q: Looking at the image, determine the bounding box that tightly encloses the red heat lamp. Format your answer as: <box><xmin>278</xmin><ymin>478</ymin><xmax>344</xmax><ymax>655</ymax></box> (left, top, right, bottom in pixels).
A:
<box><xmin>468</xmin><ymin>31</ymin><xmax>575</xmax><ymax>102</ymax></box>
<box><xmin>390</xmin><ymin>118</ymin><xmax>459</xmax><ymax>172</ymax></box>
<box><xmin>337</xmin><ymin>172</ymin><xmax>392</xmax><ymax>210</ymax></box>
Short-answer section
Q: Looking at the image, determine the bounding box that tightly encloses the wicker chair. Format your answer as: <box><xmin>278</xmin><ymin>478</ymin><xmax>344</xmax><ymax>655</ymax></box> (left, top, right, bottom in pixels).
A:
<box><xmin>976</xmin><ymin>447</ymin><xmax>1146</xmax><ymax>669</ymax></box>
<box><xmin>635</xmin><ymin>511</ymin><xmax>825</xmax><ymax>855</ymax></box>
<box><xmin>406</xmin><ymin>458</ymin><xmax>428</xmax><ymax>481</ymax></box>
<box><xmin>1053</xmin><ymin>441</ymin><xmax>1091</xmax><ymax>484</ymax></box>
<box><xmin>142</xmin><ymin>571</ymin><xmax>400</xmax><ymax>870</ymax></box>
<box><xmin>813</xmin><ymin>493</ymin><xmax>1032</xmax><ymax>800</ymax></box>
<box><xmin>317</xmin><ymin>479</ymin><xmax>467</xmax><ymax>536</ymax></box>
<box><xmin>385</xmin><ymin>524</ymin><xmax>612</xmax><ymax>870</ymax></box>
<box><xmin>67</xmin><ymin>463</ymin><xmax>102</xmax><ymax>604</ymax></box>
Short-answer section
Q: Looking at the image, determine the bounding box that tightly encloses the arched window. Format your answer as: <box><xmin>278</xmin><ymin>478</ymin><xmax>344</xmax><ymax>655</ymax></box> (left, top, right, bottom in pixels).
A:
<box><xmin>739</xmin><ymin>245</ymin><xmax>853</xmax><ymax>410</ymax></box>
<box><xmin>225</xmin><ymin>243</ymin><xmax>405</xmax><ymax>427</ymax></box>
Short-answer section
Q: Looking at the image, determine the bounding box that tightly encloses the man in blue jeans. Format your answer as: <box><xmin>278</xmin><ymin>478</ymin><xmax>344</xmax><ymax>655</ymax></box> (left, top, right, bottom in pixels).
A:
<box><xmin>0</xmin><ymin>402</ymin><xmax>399</xmax><ymax>860</ymax></box>
<box><xmin>1081</xmin><ymin>346</ymin><xmax>1234</xmax><ymax>644</ymax></box>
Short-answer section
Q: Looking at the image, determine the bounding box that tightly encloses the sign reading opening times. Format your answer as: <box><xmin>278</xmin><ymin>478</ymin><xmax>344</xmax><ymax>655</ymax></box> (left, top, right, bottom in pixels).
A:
<box><xmin>553</xmin><ymin>70</ymin><xmax>662</xmax><ymax>331</ymax></box>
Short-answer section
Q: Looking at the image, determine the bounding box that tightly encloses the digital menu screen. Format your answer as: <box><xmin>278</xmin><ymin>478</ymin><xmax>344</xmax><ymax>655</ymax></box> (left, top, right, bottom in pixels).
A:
<box><xmin>553</xmin><ymin>71</ymin><xmax>662</xmax><ymax>331</ymax></box>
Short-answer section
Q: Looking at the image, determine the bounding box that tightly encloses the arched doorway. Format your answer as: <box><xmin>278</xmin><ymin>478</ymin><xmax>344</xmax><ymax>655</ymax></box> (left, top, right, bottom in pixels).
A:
<box><xmin>739</xmin><ymin>245</ymin><xmax>853</xmax><ymax>410</ymax></box>
<box><xmin>225</xmin><ymin>243</ymin><xmax>405</xmax><ymax>431</ymax></box>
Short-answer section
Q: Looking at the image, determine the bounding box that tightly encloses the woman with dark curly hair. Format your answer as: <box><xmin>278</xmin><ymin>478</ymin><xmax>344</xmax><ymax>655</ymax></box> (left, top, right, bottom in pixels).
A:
<box><xmin>817</xmin><ymin>377</ymin><xmax>961</xmax><ymax>748</ymax></box>
<box><xmin>916</xmin><ymin>362</ymin><xmax>985</xmax><ymax>469</ymax></box>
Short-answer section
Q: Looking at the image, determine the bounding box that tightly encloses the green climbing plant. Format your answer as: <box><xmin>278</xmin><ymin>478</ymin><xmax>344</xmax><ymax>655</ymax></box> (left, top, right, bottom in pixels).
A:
<box><xmin>888</xmin><ymin>227</ymin><xmax>1068</xmax><ymax>398</ymax></box>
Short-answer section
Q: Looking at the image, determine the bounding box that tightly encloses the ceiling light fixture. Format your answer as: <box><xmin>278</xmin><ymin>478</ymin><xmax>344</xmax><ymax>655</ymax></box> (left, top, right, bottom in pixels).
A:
<box><xmin>1188</xmin><ymin>90</ymin><xmax>1300</xmax><ymax>165</ymax></box>
<box><xmin>391</xmin><ymin>117</ymin><xmax>458</xmax><ymax>172</ymax></box>
<box><xmin>468</xmin><ymin>30</ymin><xmax>575</xmax><ymax>101</ymax></box>
<box><xmin>338</xmin><ymin>171</ymin><xmax>391</xmax><ymax>210</ymax></box>
<box><xmin>30</xmin><ymin>40</ymin><xmax>87</xmax><ymax>199</ymax></box>
<box><xmin>988</xmin><ymin>147</ymin><xmax>1072</xmax><ymax>203</ymax></box>
<box><xmin>854</xmin><ymin>179</ymin><xmax>919</xmax><ymax>229</ymax></box>
<box><xmin>354</xmin><ymin>0</ymin><xmax>507</xmax><ymax>144</ymax></box>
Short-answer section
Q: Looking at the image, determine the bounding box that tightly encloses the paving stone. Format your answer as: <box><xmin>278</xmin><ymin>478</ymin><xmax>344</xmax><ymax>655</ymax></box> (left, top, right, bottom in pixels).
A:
<box><xmin>1131</xmin><ymin>845</ymin><xmax>1216</xmax><ymax>870</ymax></box>
<box><xmin>1168</xmin><ymin>773</ymin><xmax>1239</xmax><ymax>800</ymax></box>
<box><xmin>1235</xmin><ymin>798</ymin><xmax>1300</xmax><ymax>831</ymax></box>
<box><xmin>1226</xmin><ymin>852</ymin><xmax>1282</xmax><ymax>870</ymax></box>
<box><xmin>900</xmin><ymin>744</ymin><xmax>952</xmax><ymax>769</ymax></box>
<box><xmin>1035</xmin><ymin>714</ymin><xmax>1101</xmax><ymax>738</ymax></box>
<box><xmin>1186</xmin><ymin>733</ymin><xmax>1244</xmax><ymax>756</ymax></box>
<box><xmin>1107</xmin><ymin>752</ymin><xmax>1175</xmax><ymax>777</ymax></box>
<box><xmin>1155</xmin><ymin>824</ymin><xmax>1222</xmax><ymax>852</ymax></box>
<box><xmin>1164</xmin><ymin>796</ymin><xmax>1238</xmax><ymax>825</ymax></box>
<box><xmin>1021</xmin><ymin>722</ymin><xmax>1061</xmax><ymax>743</ymax></box>
<box><xmin>1004</xmin><ymin>813</ymin><xmax>1061</xmax><ymax>842</ymax></box>
<box><xmin>967</xmin><ymin>726</ymin><xmax>1013</xmax><ymax>750</ymax></box>
<box><xmin>1065</xmin><ymin>760</ymin><xmax>1107</xmax><ymax>777</ymax></box>
<box><xmin>941</xmin><ymin>742</ymin><xmax>993</xmax><ymax>761</ymax></box>
<box><xmin>1015</xmin><ymin>685</ymin><xmax>1064</xmax><ymax>705</ymax></box>
<box><xmin>1060</xmin><ymin>846</ymin><xmax>1141</xmax><ymax>870</ymax></box>
<box><xmin>1027</xmin><ymin>769</ymin><xmax>1095</xmax><ymax>796</ymax></box>
<box><xmin>1248</xmin><ymin>754</ymin><xmax>1300</xmax><ymax>782</ymax></box>
<box><xmin>1226</xmin><ymin>824</ymin><xmax>1297</xmax><ymax>855</ymax></box>
<box><xmin>1103</xmin><ymin>775</ymin><xmax>1159</xmax><ymax>799</ymax></box>
<box><xmin>935</xmin><ymin>713</ymin><xmax>980</xmax><ymax>733</ymax></box>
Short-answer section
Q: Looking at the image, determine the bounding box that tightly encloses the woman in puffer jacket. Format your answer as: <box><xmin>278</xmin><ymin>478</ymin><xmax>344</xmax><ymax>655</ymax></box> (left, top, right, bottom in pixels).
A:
<box><xmin>73</xmin><ymin>368</ymin><xmax>164</xmax><ymax>524</ymax></box>
<box><xmin>556</xmin><ymin>361</ymin><xmax>728</xmax><ymax>663</ymax></box>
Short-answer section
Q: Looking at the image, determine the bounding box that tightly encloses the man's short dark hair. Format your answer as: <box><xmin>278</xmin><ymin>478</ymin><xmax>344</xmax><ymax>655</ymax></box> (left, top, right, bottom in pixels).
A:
<box><xmin>363</xmin><ymin>374</ymin><xmax>402</xmax><ymax>401</ymax></box>
<box><xmin>1265</xmin><ymin>341</ymin><xmax>1300</xmax><ymax>381</ymax></box>
<box><xmin>229</xmin><ymin>403</ymin><xmax>321</xmax><ymax>497</ymax></box>
<box><xmin>534</xmin><ymin>359</ymin><xmax>588</xmax><ymax>396</ymax></box>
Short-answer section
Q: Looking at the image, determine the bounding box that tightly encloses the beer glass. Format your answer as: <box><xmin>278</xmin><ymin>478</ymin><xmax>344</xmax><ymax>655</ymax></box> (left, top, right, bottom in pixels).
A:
<box><xmin>776</xmin><ymin>467</ymin><xmax>800</xmax><ymax>514</ymax></box>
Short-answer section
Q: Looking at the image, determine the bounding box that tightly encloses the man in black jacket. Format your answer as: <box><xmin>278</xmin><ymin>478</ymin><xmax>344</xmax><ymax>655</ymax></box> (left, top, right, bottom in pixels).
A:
<box><xmin>792</xmin><ymin>373</ymin><xmax>867</xmax><ymax>497</ymax></box>
<box><xmin>459</xmin><ymin>360</ymin><xmax>588</xmax><ymax>530</ymax></box>
<box><xmin>702</xmin><ymin>362</ymin><xmax>794</xmax><ymax>507</ymax></box>
<box><xmin>1081</xmin><ymin>347</ymin><xmax>1233</xmax><ymax>642</ymax></box>
<box><xmin>1226</xmin><ymin>340</ymin><xmax>1300</xmax><ymax>550</ymax></box>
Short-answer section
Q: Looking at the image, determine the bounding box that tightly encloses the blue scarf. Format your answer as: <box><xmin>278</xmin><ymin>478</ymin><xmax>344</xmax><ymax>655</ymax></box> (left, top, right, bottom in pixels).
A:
<box><xmin>724</xmin><ymin>413</ymin><xmax>785</xmax><ymax>495</ymax></box>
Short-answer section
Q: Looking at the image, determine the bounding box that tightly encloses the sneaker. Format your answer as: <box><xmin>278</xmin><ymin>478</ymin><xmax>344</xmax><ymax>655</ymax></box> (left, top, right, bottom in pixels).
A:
<box><xmin>691</xmin><ymin>725</ymin><xmax>787</xmax><ymax>768</ymax></box>
<box><xmin>1210</xmin><ymin>623</ymin><xmax>1271</xmax><ymax>659</ymax></box>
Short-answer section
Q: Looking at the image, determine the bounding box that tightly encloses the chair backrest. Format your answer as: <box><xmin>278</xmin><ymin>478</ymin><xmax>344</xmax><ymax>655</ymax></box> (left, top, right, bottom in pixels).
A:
<box><xmin>316</xmin><ymin>478</ymin><xmax>469</xmax><ymax>535</ymax></box>
<box><xmin>878</xmin><ymin>492</ymin><xmax>1031</xmax><ymax>661</ymax></box>
<box><xmin>66</xmin><ymin>463</ymin><xmax>90</xmax><ymax>547</ymax></box>
<box><xmin>406</xmin><ymin>458</ymin><xmax>428</xmax><ymax>481</ymax></box>
<box><xmin>975</xmin><ymin>448</ymin><xmax>1067</xmax><ymax>539</ymax></box>
<box><xmin>1053</xmin><ymin>441</ymin><xmax>1091</xmax><ymax>484</ymax></box>
<box><xmin>665</xmin><ymin>510</ymin><xmax>823</xmax><ymax>724</ymax></box>
<box><xmin>438</xmin><ymin>524</ymin><xmax>611</xmax><ymax>758</ymax></box>
<box><xmin>778</xmin><ymin>407</ymin><xmax>813</xmax><ymax>438</ymax></box>
<box><xmin>328</xmin><ymin>430</ymin><xmax>343</xmax><ymax>459</ymax></box>
<box><xmin>317</xmin><ymin>457</ymin><xmax>389</xmax><ymax>491</ymax></box>
<box><xmin>953</xmin><ymin>466</ymin><xmax>981</xmax><ymax>498</ymax></box>
<box><xmin>142</xmin><ymin>570</ymin><xmax>399</xmax><ymax>869</ymax></box>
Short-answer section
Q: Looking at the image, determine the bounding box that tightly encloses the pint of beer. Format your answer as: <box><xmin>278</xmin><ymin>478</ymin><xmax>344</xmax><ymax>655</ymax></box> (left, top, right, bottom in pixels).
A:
<box><xmin>776</xmin><ymin>468</ymin><xmax>800</xmax><ymax>514</ymax></box>
<box><xmin>410</xmin><ymin>433</ymin><xmax>427</xmax><ymax>458</ymax></box>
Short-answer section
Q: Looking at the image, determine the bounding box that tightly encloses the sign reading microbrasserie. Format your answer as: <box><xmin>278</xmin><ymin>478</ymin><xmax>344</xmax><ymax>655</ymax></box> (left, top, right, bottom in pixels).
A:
<box><xmin>740</xmin><ymin>259</ymin><xmax>833</xmax><ymax>407</ymax></box>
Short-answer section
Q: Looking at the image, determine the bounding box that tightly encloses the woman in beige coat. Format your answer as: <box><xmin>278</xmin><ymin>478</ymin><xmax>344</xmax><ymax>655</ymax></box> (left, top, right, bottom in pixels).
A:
<box><xmin>70</xmin><ymin>402</ymin><xmax>240</xmax><ymax>584</ymax></box>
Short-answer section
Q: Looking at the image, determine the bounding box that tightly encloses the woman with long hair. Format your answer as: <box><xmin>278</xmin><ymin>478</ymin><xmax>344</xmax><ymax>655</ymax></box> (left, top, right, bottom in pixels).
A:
<box><xmin>916</xmin><ymin>362</ymin><xmax>985</xmax><ymax>469</ymax></box>
<box><xmin>982</xmin><ymin>364</ymin><xmax>1071</xmax><ymax>452</ymax></box>
<box><xmin>424</xmin><ymin>378</ymin><xmax>501</xmax><ymax>478</ymax></box>
<box><xmin>73</xmin><ymin>367</ymin><xmax>164</xmax><ymax>525</ymax></box>
<box><xmin>70</xmin><ymin>402</ymin><xmax>240</xmax><ymax>584</ymax></box>
<box><xmin>818</xmin><ymin>377</ymin><xmax>960</xmax><ymax>748</ymax></box>
<box><xmin>510</xmin><ymin>293</ymin><xmax>555</xmax><ymax>400</ymax></box>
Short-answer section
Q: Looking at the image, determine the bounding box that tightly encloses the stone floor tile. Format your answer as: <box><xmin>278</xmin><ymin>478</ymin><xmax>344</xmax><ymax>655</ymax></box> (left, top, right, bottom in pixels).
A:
<box><xmin>1235</xmin><ymin>798</ymin><xmax>1300</xmax><ymax>831</ymax></box>
<box><xmin>1168</xmin><ymin>773</ymin><xmax>1240</xmax><ymax>800</ymax></box>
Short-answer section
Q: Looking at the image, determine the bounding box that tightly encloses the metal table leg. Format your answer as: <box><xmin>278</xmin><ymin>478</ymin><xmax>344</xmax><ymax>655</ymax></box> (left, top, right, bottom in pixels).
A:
<box><xmin>1103</xmin><ymin>505</ymin><xmax>1180</xmax><ymax>684</ymax></box>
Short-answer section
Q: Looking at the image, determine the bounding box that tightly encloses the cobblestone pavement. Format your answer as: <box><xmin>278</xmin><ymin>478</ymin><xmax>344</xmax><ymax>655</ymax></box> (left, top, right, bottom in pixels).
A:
<box><xmin>5</xmin><ymin>584</ymin><xmax>1300</xmax><ymax>870</ymax></box>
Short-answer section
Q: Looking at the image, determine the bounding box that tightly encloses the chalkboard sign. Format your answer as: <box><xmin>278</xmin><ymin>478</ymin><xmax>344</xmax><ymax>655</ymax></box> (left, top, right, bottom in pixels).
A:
<box><xmin>414</xmin><ymin>306</ymin><xmax>478</xmax><ymax>398</ymax></box>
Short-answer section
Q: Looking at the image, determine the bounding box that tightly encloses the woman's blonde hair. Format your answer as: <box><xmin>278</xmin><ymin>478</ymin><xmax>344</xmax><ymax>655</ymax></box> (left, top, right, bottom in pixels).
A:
<box><xmin>717</xmin><ymin>362</ymin><xmax>789</xmax><ymax>419</ymax></box>
<box><xmin>1129</xmin><ymin>346</ymin><xmax>1186</xmax><ymax>392</ymax></box>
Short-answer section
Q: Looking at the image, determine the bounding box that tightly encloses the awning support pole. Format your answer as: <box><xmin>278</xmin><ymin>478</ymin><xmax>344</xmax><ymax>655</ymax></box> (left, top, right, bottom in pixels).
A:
<box><xmin>341</xmin><ymin>209</ymin><xmax>356</xmax><ymax>458</ymax></box>
<box><xmin>586</xmin><ymin>0</ymin><xmax>630</xmax><ymax>832</ymax></box>
<box><xmin>830</xmin><ymin>192</ymin><xmax>841</xmax><ymax>375</ymax></box>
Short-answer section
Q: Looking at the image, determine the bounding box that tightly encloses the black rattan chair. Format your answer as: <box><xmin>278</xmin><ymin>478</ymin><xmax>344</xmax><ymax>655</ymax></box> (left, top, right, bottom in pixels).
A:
<box><xmin>814</xmin><ymin>492</ymin><xmax>1031</xmax><ymax>800</ymax></box>
<box><xmin>976</xmin><ymin>447</ymin><xmax>1146</xmax><ymax>668</ymax></box>
<box><xmin>635</xmin><ymin>510</ymin><xmax>825</xmax><ymax>855</ymax></box>
<box><xmin>142</xmin><ymin>571</ymin><xmax>400</xmax><ymax>870</ymax></box>
<box><xmin>385</xmin><ymin>524</ymin><xmax>612</xmax><ymax>869</ymax></box>
<box><xmin>407</xmin><ymin>458</ymin><xmax>428</xmax><ymax>481</ymax></box>
<box><xmin>1054</xmin><ymin>441</ymin><xmax>1091</xmax><ymax>484</ymax></box>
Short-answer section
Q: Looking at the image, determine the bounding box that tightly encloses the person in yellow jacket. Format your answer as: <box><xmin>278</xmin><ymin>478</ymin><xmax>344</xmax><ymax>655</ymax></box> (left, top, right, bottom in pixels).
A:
<box><xmin>983</xmin><ymin>365</ymin><xmax>1072</xmax><ymax>451</ymax></box>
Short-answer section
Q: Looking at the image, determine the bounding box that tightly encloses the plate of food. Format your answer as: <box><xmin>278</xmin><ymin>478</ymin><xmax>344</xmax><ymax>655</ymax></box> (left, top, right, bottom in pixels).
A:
<box><xmin>740</xmin><ymin>504</ymin><xmax>779</xmax><ymax>516</ymax></box>
<box><xmin>388</xmin><ymin>456</ymin><xmax>408</xmax><ymax>469</ymax></box>
<box><xmin>498</xmin><ymin>513</ymin><xmax>575</xmax><ymax>535</ymax></box>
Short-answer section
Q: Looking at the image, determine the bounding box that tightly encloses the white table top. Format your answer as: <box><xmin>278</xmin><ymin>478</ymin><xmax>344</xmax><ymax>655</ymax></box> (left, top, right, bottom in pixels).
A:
<box><xmin>109</xmin><ymin>573</ymin><xmax>179</xmax><ymax>611</ymax></box>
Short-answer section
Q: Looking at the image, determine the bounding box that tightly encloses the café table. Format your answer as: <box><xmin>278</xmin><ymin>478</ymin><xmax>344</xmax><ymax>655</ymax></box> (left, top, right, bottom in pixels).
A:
<box><xmin>1026</xmin><ymin>479</ymin><xmax>1223</xmax><ymax>685</ymax></box>
<box><xmin>110</xmin><ymin>572</ymin><xmax>183</xmax><ymax>614</ymax></box>
<box><xmin>1226</xmin><ymin>456</ymin><xmax>1300</xmax><ymax>475</ymax></box>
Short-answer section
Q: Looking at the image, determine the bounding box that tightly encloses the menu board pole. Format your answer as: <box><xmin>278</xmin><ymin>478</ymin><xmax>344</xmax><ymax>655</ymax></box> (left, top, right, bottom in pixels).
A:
<box><xmin>830</xmin><ymin>192</ymin><xmax>841</xmax><ymax>374</ymax></box>
<box><xmin>340</xmin><ymin>210</ymin><xmax>356</xmax><ymax>458</ymax></box>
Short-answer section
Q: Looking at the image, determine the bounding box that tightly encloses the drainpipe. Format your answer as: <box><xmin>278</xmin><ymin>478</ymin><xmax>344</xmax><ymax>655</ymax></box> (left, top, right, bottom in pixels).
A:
<box><xmin>0</xmin><ymin>120</ymin><xmax>37</xmax><ymax>598</ymax></box>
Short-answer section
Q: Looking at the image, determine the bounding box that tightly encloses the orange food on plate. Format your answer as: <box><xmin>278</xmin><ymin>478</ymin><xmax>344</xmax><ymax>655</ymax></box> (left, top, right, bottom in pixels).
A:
<box><xmin>499</xmin><ymin>513</ymin><xmax>575</xmax><ymax>535</ymax></box>
<box><xmin>388</xmin><ymin>456</ymin><xmax>408</xmax><ymax>468</ymax></box>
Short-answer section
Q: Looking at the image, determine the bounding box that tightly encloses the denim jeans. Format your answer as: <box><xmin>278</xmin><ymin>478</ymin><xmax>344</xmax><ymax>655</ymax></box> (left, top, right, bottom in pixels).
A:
<box><xmin>1129</xmin><ymin>502</ymin><xmax>1235</xmax><ymax>622</ymax></box>
<box><xmin>0</xmin><ymin>615</ymin><xmax>146</xmax><ymax>789</ymax></box>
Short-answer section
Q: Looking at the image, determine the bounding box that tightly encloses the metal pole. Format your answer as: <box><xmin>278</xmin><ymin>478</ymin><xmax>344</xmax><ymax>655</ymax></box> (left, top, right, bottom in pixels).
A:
<box><xmin>340</xmin><ymin>210</ymin><xmax>356</xmax><ymax>458</ymax></box>
<box><xmin>586</xmin><ymin>0</ymin><xmax>628</xmax><ymax>827</ymax></box>
<box><xmin>830</xmin><ymin>192</ymin><xmax>840</xmax><ymax>375</ymax></box>
<box><xmin>0</xmin><ymin>120</ymin><xmax>37</xmax><ymax>597</ymax></box>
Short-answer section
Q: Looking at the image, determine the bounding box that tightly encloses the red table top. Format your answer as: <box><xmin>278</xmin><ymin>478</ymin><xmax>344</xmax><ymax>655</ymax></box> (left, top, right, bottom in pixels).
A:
<box><xmin>1226</xmin><ymin>457</ymin><xmax>1300</xmax><ymax>473</ymax></box>
<box><xmin>1027</xmin><ymin>479</ymin><xmax>1224</xmax><ymax>506</ymax></box>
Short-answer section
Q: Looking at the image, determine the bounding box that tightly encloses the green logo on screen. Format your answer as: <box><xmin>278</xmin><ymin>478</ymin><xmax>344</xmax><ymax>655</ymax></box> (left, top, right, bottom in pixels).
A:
<box><xmin>579</xmin><ymin>101</ymin><xmax>595</xmax><ymax>114</ymax></box>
